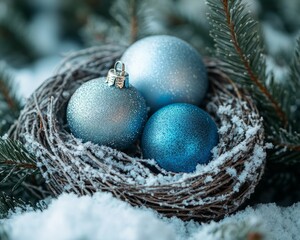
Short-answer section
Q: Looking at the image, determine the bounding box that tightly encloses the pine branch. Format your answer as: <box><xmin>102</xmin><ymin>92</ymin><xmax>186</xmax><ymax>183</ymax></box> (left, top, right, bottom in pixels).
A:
<box><xmin>0</xmin><ymin>138</ymin><xmax>37</xmax><ymax>188</ymax></box>
<box><xmin>265</xmin><ymin>36</ymin><xmax>300</xmax><ymax>132</ymax></box>
<box><xmin>83</xmin><ymin>0</ymin><xmax>160</xmax><ymax>45</ymax></box>
<box><xmin>0</xmin><ymin>138</ymin><xmax>48</xmax><ymax>202</ymax></box>
<box><xmin>206</xmin><ymin>0</ymin><xmax>300</xmax><ymax>164</ymax></box>
<box><xmin>0</xmin><ymin>193</ymin><xmax>27</xmax><ymax>219</ymax></box>
<box><xmin>288</xmin><ymin>37</ymin><xmax>300</xmax><ymax>131</ymax></box>
<box><xmin>0</xmin><ymin>64</ymin><xmax>21</xmax><ymax>136</ymax></box>
<box><xmin>0</xmin><ymin>192</ymin><xmax>48</xmax><ymax>220</ymax></box>
<box><xmin>207</xmin><ymin>0</ymin><xmax>287</xmax><ymax>127</ymax></box>
<box><xmin>268</xmin><ymin>128</ymin><xmax>300</xmax><ymax>164</ymax></box>
<box><xmin>262</xmin><ymin>38</ymin><xmax>300</xmax><ymax>162</ymax></box>
<box><xmin>109</xmin><ymin>0</ymin><xmax>141</xmax><ymax>44</ymax></box>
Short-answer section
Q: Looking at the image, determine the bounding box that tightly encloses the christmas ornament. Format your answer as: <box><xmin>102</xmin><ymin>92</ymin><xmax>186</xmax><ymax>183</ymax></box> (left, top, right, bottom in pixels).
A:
<box><xmin>121</xmin><ymin>35</ymin><xmax>208</xmax><ymax>112</ymax></box>
<box><xmin>67</xmin><ymin>61</ymin><xmax>147</xmax><ymax>150</ymax></box>
<box><xmin>141</xmin><ymin>103</ymin><xmax>219</xmax><ymax>173</ymax></box>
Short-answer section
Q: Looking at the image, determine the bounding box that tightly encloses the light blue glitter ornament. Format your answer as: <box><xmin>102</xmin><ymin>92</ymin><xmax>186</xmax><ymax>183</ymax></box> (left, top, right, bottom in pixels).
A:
<box><xmin>121</xmin><ymin>35</ymin><xmax>208</xmax><ymax>112</ymax></box>
<box><xmin>141</xmin><ymin>103</ymin><xmax>219</xmax><ymax>173</ymax></box>
<box><xmin>67</xmin><ymin>61</ymin><xmax>147</xmax><ymax>150</ymax></box>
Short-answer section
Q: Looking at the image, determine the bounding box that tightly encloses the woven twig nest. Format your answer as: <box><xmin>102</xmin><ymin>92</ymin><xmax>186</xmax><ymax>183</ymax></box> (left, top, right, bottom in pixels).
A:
<box><xmin>9</xmin><ymin>45</ymin><xmax>265</xmax><ymax>221</ymax></box>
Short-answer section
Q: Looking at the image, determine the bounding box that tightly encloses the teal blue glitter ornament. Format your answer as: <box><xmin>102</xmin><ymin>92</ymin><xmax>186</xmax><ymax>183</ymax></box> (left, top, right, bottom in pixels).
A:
<box><xmin>67</xmin><ymin>61</ymin><xmax>147</xmax><ymax>150</ymax></box>
<box><xmin>121</xmin><ymin>35</ymin><xmax>208</xmax><ymax>112</ymax></box>
<box><xmin>141</xmin><ymin>103</ymin><xmax>219</xmax><ymax>173</ymax></box>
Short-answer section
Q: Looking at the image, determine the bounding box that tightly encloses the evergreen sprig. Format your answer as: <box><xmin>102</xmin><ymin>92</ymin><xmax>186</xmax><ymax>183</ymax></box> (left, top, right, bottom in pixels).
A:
<box><xmin>0</xmin><ymin>64</ymin><xmax>21</xmax><ymax>136</ymax></box>
<box><xmin>0</xmin><ymin>192</ymin><xmax>48</xmax><ymax>220</ymax></box>
<box><xmin>0</xmin><ymin>138</ymin><xmax>48</xmax><ymax>203</ymax></box>
<box><xmin>267</xmin><ymin>36</ymin><xmax>300</xmax><ymax>132</ymax></box>
<box><xmin>206</xmin><ymin>0</ymin><xmax>300</xmax><ymax>164</ymax></box>
<box><xmin>0</xmin><ymin>193</ymin><xmax>28</xmax><ymax>219</ymax></box>
<box><xmin>288</xmin><ymin>37</ymin><xmax>300</xmax><ymax>131</ymax></box>
<box><xmin>111</xmin><ymin>0</ymin><xmax>140</xmax><ymax>43</ymax></box>
<box><xmin>84</xmin><ymin>0</ymin><xmax>159</xmax><ymax>45</ymax></box>
<box><xmin>84</xmin><ymin>0</ymin><xmax>213</xmax><ymax>52</ymax></box>
<box><xmin>206</xmin><ymin>0</ymin><xmax>285</xmax><ymax>126</ymax></box>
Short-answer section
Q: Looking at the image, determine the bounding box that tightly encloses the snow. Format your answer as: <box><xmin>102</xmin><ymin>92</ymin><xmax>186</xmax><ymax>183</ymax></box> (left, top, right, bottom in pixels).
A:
<box><xmin>262</xmin><ymin>22</ymin><xmax>293</xmax><ymax>57</ymax></box>
<box><xmin>15</xmin><ymin>40</ymin><xmax>79</xmax><ymax>99</ymax></box>
<box><xmin>262</xmin><ymin>22</ymin><xmax>296</xmax><ymax>83</ymax></box>
<box><xmin>16</xmin><ymin>56</ymin><xmax>60</xmax><ymax>98</ymax></box>
<box><xmin>177</xmin><ymin>0</ymin><xmax>208</xmax><ymax>26</ymax></box>
<box><xmin>4</xmin><ymin>193</ymin><xmax>176</xmax><ymax>240</ymax></box>
<box><xmin>2</xmin><ymin>192</ymin><xmax>300</xmax><ymax>240</ymax></box>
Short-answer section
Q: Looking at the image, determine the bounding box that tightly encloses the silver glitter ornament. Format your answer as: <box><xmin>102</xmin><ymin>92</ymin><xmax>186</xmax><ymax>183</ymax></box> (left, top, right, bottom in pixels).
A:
<box><xmin>121</xmin><ymin>35</ymin><xmax>208</xmax><ymax>112</ymax></box>
<box><xmin>66</xmin><ymin>61</ymin><xmax>148</xmax><ymax>150</ymax></box>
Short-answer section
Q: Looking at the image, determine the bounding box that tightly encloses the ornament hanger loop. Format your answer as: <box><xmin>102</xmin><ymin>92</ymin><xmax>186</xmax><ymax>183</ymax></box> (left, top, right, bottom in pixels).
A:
<box><xmin>106</xmin><ymin>61</ymin><xmax>129</xmax><ymax>88</ymax></box>
<box><xmin>115</xmin><ymin>61</ymin><xmax>126</xmax><ymax>76</ymax></box>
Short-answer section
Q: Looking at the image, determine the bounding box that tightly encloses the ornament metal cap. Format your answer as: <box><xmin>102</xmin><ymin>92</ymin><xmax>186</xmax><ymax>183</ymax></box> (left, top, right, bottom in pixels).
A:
<box><xmin>106</xmin><ymin>61</ymin><xmax>129</xmax><ymax>88</ymax></box>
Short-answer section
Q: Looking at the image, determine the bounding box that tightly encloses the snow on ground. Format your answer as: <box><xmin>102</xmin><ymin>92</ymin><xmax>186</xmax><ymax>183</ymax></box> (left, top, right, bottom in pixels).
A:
<box><xmin>16</xmin><ymin>56</ymin><xmax>61</xmax><ymax>99</ymax></box>
<box><xmin>16</xmin><ymin>41</ymin><xmax>79</xmax><ymax>99</ymax></box>
<box><xmin>2</xmin><ymin>192</ymin><xmax>300</xmax><ymax>240</ymax></box>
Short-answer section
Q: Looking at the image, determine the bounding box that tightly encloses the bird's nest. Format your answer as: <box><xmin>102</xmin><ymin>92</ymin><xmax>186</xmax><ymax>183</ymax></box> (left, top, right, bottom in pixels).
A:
<box><xmin>9</xmin><ymin>44</ymin><xmax>266</xmax><ymax>221</ymax></box>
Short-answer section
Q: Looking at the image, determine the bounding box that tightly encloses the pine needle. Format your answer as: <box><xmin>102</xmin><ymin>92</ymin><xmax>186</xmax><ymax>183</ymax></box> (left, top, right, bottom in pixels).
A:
<box><xmin>0</xmin><ymin>193</ymin><xmax>27</xmax><ymax>219</ymax></box>
<box><xmin>0</xmin><ymin>63</ymin><xmax>21</xmax><ymax>135</ymax></box>
<box><xmin>288</xmin><ymin>37</ymin><xmax>300</xmax><ymax>131</ymax></box>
